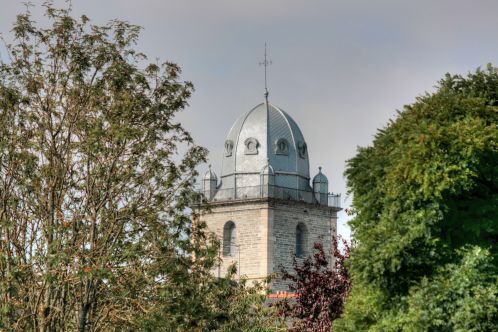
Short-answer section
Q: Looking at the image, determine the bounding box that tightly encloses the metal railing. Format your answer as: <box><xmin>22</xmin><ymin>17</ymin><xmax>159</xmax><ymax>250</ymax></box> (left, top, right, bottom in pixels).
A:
<box><xmin>202</xmin><ymin>184</ymin><xmax>341</xmax><ymax>209</ymax></box>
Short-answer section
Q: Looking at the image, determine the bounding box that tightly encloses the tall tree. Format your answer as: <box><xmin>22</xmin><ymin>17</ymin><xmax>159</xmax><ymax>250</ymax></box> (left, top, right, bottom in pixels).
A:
<box><xmin>336</xmin><ymin>66</ymin><xmax>498</xmax><ymax>331</ymax></box>
<box><xmin>0</xmin><ymin>4</ymin><xmax>217</xmax><ymax>331</ymax></box>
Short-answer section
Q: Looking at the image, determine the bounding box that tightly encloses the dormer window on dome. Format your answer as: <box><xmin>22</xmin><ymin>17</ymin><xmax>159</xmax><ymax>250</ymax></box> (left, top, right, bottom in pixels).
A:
<box><xmin>297</xmin><ymin>141</ymin><xmax>307</xmax><ymax>159</ymax></box>
<box><xmin>274</xmin><ymin>138</ymin><xmax>289</xmax><ymax>155</ymax></box>
<box><xmin>244</xmin><ymin>137</ymin><xmax>259</xmax><ymax>155</ymax></box>
<box><xmin>224</xmin><ymin>140</ymin><xmax>234</xmax><ymax>157</ymax></box>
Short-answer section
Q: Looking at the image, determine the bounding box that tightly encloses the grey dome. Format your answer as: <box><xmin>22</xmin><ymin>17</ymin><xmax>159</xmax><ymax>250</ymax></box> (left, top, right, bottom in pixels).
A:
<box><xmin>220</xmin><ymin>102</ymin><xmax>310</xmax><ymax>191</ymax></box>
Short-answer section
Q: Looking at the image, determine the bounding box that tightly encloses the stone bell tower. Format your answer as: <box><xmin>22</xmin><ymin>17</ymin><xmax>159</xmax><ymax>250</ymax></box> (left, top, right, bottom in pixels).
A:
<box><xmin>199</xmin><ymin>100</ymin><xmax>341</xmax><ymax>291</ymax></box>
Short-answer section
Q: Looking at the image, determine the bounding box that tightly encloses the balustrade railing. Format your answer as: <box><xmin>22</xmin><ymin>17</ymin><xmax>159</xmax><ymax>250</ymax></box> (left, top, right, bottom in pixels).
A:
<box><xmin>201</xmin><ymin>185</ymin><xmax>341</xmax><ymax>209</ymax></box>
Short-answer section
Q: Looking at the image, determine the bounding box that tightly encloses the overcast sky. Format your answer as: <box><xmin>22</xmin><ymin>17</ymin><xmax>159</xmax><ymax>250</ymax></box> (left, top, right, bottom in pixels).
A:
<box><xmin>2</xmin><ymin>0</ymin><xmax>498</xmax><ymax>238</ymax></box>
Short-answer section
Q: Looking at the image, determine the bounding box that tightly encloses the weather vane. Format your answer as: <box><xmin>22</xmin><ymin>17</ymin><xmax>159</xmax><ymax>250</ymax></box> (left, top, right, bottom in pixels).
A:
<box><xmin>259</xmin><ymin>43</ymin><xmax>272</xmax><ymax>101</ymax></box>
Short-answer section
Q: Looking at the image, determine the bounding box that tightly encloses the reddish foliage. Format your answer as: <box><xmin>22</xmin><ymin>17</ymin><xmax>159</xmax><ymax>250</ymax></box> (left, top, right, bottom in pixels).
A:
<box><xmin>277</xmin><ymin>236</ymin><xmax>351</xmax><ymax>332</ymax></box>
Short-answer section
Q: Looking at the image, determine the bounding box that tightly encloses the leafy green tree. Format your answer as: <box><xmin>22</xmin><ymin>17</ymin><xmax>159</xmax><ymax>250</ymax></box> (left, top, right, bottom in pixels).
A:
<box><xmin>335</xmin><ymin>66</ymin><xmax>498</xmax><ymax>331</ymax></box>
<box><xmin>207</xmin><ymin>267</ymin><xmax>285</xmax><ymax>332</ymax></box>
<box><xmin>0</xmin><ymin>4</ymin><xmax>285</xmax><ymax>331</ymax></box>
<box><xmin>139</xmin><ymin>261</ymin><xmax>284</xmax><ymax>331</ymax></box>
<box><xmin>0</xmin><ymin>4</ymin><xmax>281</xmax><ymax>331</ymax></box>
<box><xmin>397</xmin><ymin>246</ymin><xmax>498</xmax><ymax>332</ymax></box>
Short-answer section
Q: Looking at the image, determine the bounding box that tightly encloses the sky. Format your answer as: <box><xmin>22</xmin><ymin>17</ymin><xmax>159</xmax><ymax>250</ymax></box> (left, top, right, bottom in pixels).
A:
<box><xmin>2</xmin><ymin>0</ymin><xmax>498</xmax><ymax>239</ymax></box>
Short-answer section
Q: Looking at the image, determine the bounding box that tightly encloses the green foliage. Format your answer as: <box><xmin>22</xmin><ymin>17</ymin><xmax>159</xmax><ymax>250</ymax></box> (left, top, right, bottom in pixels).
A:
<box><xmin>0</xmin><ymin>3</ymin><xmax>279</xmax><ymax>331</ymax></box>
<box><xmin>208</xmin><ymin>271</ymin><xmax>285</xmax><ymax>332</ymax></box>
<box><xmin>336</xmin><ymin>65</ymin><xmax>498</xmax><ymax>330</ymax></box>
<box><xmin>396</xmin><ymin>246</ymin><xmax>498</xmax><ymax>332</ymax></box>
<box><xmin>137</xmin><ymin>259</ymin><xmax>283</xmax><ymax>331</ymax></box>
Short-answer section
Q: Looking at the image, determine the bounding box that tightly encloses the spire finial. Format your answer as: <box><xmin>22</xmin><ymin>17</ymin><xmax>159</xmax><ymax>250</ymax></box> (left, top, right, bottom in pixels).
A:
<box><xmin>319</xmin><ymin>166</ymin><xmax>322</xmax><ymax>172</ymax></box>
<box><xmin>259</xmin><ymin>43</ymin><xmax>272</xmax><ymax>102</ymax></box>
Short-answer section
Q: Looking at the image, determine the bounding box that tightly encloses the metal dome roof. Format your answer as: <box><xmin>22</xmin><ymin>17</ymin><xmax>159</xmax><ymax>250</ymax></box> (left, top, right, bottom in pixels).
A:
<box><xmin>312</xmin><ymin>167</ymin><xmax>328</xmax><ymax>184</ymax></box>
<box><xmin>220</xmin><ymin>101</ymin><xmax>310</xmax><ymax>190</ymax></box>
<box><xmin>204</xmin><ymin>165</ymin><xmax>217</xmax><ymax>180</ymax></box>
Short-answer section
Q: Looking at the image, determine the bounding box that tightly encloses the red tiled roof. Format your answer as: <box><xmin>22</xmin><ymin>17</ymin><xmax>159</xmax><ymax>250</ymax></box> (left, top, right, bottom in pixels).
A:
<box><xmin>267</xmin><ymin>292</ymin><xmax>297</xmax><ymax>299</ymax></box>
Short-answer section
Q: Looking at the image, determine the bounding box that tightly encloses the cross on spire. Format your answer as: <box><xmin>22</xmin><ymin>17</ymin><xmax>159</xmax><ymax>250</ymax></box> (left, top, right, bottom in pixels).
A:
<box><xmin>259</xmin><ymin>43</ymin><xmax>272</xmax><ymax>102</ymax></box>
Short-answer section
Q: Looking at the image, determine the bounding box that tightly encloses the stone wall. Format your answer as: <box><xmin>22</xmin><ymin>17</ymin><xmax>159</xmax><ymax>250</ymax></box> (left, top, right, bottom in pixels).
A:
<box><xmin>199</xmin><ymin>200</ymin><xmax>270</xmax><ymax>280</ymax></box>
<box><xmin>270</xmin><ymin>200</ymin><xmax>337</xmax><ymax>290</ymax></box>
<box><xmin>199</xmin><ymin>198</ymin><xmax>338</xmax><ymax>291</ymax></box>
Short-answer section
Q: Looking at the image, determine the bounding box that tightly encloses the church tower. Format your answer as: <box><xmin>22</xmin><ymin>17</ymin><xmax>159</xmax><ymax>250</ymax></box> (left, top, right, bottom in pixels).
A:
<box><xmin>199</xmin><ymin>100</ymin><xmax>341</xmax><ymax>291</ymax></box>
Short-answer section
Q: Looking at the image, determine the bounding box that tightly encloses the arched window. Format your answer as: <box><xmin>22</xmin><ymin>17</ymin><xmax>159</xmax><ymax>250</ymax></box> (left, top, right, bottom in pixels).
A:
<box><xmin>244</xmin><ymin>137</ymin><xmax>259</xmax><ymax>155</ymax></box>
<box><xmin>223</xmin><ymin>221</ymin><xmax>237</xmax><ymax>256</ymax></box>
<box><xmin>224</xmin><ymin>140</ymin><xmax>234</xmax><ymax>157</ymax></box>
<box><xmin>297</xmin><ymin>141</ymin><xmax>307</xmax><ymax>159</ymax></box>
<box><xmin>274</xmin><ymin>138</ymin><xmax>289</xmax><ymax>155</ymax></box>
<box><xmin>296</xmin><ymin>223</ymin><xmax>308</xmax><ymax>257</ymax></box>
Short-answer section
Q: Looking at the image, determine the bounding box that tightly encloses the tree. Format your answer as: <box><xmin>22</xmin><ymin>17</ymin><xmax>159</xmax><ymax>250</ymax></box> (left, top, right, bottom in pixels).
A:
<box><xmin>203</xmin><ymin>266</ymin><xmax>286</xmax><ymax>332</ymax></box>
<box><xmin>277</xmin><ymin>237</ymin><xmax>351</xmax><ymax>332</ymax></box>
<box><xmin>0</xmin><ymin>4</ymin><xmax>220</xmax><ymax>331</ymax></box>
<box><xmin>335</xmin><ymin>66</ymin><xmax>498</xmax><ymax>330</ymax></box>
<box><xmin>396</xmin><ymin>246</ymin><xmax>498</xmax><ymax>332</ymax></box>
